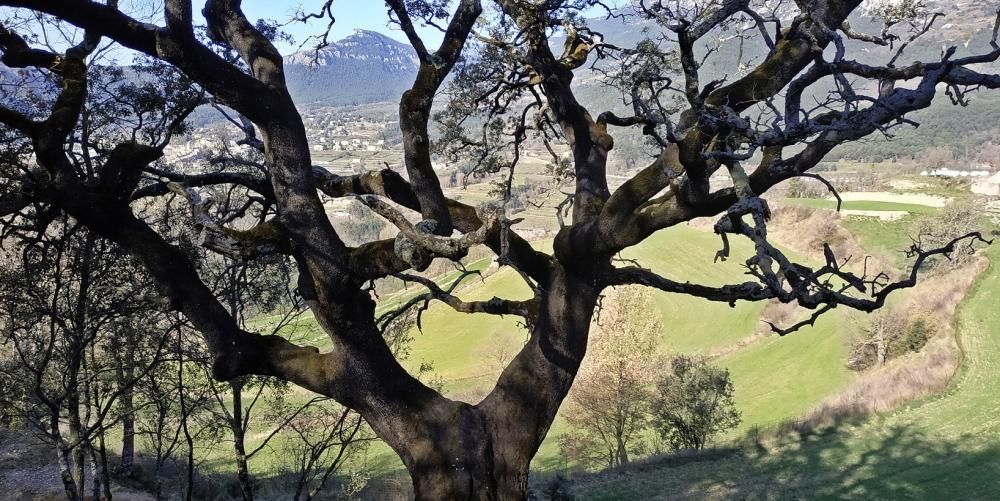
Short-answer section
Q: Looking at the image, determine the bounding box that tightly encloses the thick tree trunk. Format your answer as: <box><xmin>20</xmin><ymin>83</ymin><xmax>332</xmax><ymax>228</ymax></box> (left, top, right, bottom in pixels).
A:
<box><xmin>401</xmin><ymin>404</ymin><xmax>528</xmax><ymax>500</ymax></box>
<box><xmin>97</xmin><ymin>432</ymin><xmax>113</xmax><ymax>500</ymax></box>
<box><xmin>67</xmin><ymin>374</ymin><xmax>87</xmax><ymax>501</ymax></box>
<box><xmin>616</xmin><ymin>436</ymin><xmax>630</xmax><ymax>466</ymax></box>
<box><xmin>153</xmin><ymin>460</ymin><xmax>164</xmax><ymax>501</ymax></box>
<box><xmin>57</xmin><ymin>441</ymin><xmax>82</xmax><ymax>501</ymax></box>
<box><xmin>399</xmin><ymin>89</ymin><xmax>452</xmax><ymax>234</ymax></box>
<box><xmin>88</xmin><ymin>441</ymin><xmax>104</xmax><ymax>501</ymax></box>
<box><xmin>388</xmin><ymin>270</ymin><xmax>599</xmax><ymax>500</ymax></box>
<box><xmin>116</xmin><ymin>335</ymin><xmax>136</xmax><ymax>476</ymax></box>
<box><xmin>233</xmin><ymin>439</ymin><xmax>253</xmax><ymax>501</ymax></box>
<box><xmin>182</xmin><ymin>398</ymin><xmax>196</xmax><ymax>501</ymax></box>
<box><xmin>119</xmin><ymin>407</ymin><xmax>134</xmax><ymax>474</ymax></box>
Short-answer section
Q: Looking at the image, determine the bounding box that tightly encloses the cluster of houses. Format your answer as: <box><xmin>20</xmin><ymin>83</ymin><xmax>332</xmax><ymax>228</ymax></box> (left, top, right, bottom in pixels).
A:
<box><xmin>915</xmin><ymin>166</ymin><xmax>1000</xmax><ymax>196</ymax></box>
<box><xmin>311</xmin><ymin>137</ymin><xmax>386</xmax><ymax>152</ymax></box>
<box><xmin>302</xmin><ymin>111</ymin><xmax>394</xmax><ymax>153</ymax></box>
<box><xmin>162</xmin><ymin>131</ymin><xmax>257</xmax><ymax>165</ymax></box>
<box><xmin>919</xmin><ymin>168</ymin><xmax>993</xmax><ymax>178</ymax></box>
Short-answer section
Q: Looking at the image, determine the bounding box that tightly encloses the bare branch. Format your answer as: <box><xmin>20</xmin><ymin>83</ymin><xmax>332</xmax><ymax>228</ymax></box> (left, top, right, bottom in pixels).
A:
<box><xmin>395</xmin><ymin>273</ymin><xmax>537</xmax><ymax>321</ymax></box>
<box><xmin>168</xmin><ymin>182</ymin><xmax>291</xmax><ymax>260</ymax></box>
<box><xmin>798</xmin><ymin>173</ymin><xmax>842</xmax><ymax>212</ymax></box>
<box><xmin>357</xmin><ymin>194</ymin><xmax>499</xmax><ymax>262</ymax></box>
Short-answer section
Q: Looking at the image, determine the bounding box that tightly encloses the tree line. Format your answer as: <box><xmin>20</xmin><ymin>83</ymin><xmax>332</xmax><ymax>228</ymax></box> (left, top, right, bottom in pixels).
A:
<box><xmin>0</xmin><ymin>214</ymin><xmax>391</xmax><ymax>500</ymax></box>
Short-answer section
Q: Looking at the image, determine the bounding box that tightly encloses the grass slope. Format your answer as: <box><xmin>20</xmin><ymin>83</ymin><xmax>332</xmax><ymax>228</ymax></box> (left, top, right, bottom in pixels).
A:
<box><xmin>841</xmin><ymin>216</ymin><xmax>917</xmax><ymax>268</ymax></box>
<box><xmin>206</xmin><ymin>197</ymin><xmax>948</xmax><ymax>487</ymax></box>
<box><xmin>220</xmin><ymin>214</ymin><xmax>888</xmax><ymax>479</ymax></box>
<box><xmin>397</xmin><ymin>224</ymin><xmax>861</xmax><ymax>470</ymax></box>
<box><xmin>576</xmin><ymin>244</ymin><xmax>1000</xmax><ymax>500</ymax></box>
<box><xmin>716</xmin><ymin>312</ymin><xmax>855</xmax><ymax>435</ymax></box>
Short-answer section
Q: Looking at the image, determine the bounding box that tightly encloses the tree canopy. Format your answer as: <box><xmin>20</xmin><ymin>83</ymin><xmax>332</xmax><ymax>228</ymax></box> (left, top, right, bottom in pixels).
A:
<box><xmin>1</xmin><ymin>1</ymin><xmax>997</xmax><ymax>499</ymax></box>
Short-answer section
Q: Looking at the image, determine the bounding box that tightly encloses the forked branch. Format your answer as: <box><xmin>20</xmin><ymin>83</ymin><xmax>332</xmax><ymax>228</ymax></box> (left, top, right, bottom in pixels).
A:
<box><xmin>168</xmin><ymin>183</ymin><xmax>291</xmax><ymax>260</ymax></box>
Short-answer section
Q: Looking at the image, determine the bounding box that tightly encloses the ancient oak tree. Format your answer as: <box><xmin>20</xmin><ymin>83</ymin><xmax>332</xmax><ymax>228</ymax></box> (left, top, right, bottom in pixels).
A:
<box><xmin>1</xmin><ymin>1</ymin><xmax>997</xmax><ymax>498</ymax></box>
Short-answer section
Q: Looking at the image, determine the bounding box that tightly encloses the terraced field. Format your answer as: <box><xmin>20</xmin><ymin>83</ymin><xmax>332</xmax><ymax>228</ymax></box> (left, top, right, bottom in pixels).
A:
<box><xmin>784</xmin><ymin>197</ymin><xmax>940</xmax><ymax>215</ymax></box>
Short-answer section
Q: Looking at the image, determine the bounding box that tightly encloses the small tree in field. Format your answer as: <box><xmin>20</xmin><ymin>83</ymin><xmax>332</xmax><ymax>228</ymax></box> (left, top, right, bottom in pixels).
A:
<box><xmin>559</xmin><ymin>287</ymin><xmax>662</xmax><ymax>469</ymax></box>
<box><xmin>847</xmin><ymin>310</ymin><xmax>936</xmax><ymax>371</ymax></box>
<box><xmin>846</xmin><ymin>308</ymin><xmax>908</xmax><ymax>371</ymax></box>
<box><xmin>651</xmin><ymin>356</ymin><xmax>740</xmax><ymax>452</ymax></box>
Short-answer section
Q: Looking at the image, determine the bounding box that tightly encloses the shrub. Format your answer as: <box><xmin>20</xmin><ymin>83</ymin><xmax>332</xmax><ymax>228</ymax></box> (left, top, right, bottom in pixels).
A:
<box><xmin>785</xmin><ymin>178</ymin><xmax>823</xmax><ymax>198</ymax></box>
<box><xmin>650</xmin><ymin>356</ymin><xmax>741</xmax><ymax>451</ymax></box>
<box><xmin>904</xmin><ymin>317</ymin><xmax>934</xmax><ymax>353</ymax></box>
<box><xmin>539</xmin><ymin>474</ymin><xmax>576</xmax><ymax>501</ymax></box>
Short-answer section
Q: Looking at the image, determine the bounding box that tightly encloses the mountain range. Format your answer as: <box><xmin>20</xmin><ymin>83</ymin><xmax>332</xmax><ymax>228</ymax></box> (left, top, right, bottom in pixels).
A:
<box><xmin>285</xmin><ymin>29</ymin><xmax>419</xmax><ymax>107</ymax></box>
<box><xmin>280</xmin><ymin>6</ymin><xmax>1000</xmax><ymax>161</ymax></box>
<box><xmin>284</xmin><ymin>3</ymin><xmax>1000</xmax><ymax>109</ymax></box>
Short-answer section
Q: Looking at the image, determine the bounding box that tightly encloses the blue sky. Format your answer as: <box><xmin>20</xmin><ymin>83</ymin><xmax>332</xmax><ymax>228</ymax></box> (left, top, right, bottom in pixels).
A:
<box><xmin>192</xmin><ymin>0</ymin><xmax>445</xmax><ymax>54</ymax></box>
<box><xmin>0</xmin><ymin>1</ymin><xmax>624</xmax><ymax>57</ymax></box>
<box><xmin>193</xmin><ymin>1</ymin><xmax>625</xmax><ymax>54</ymax></box>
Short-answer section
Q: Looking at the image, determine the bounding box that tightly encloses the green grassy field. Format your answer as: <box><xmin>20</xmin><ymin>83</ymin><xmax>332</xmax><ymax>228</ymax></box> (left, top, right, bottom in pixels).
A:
<box><xmin>199</xmin><ymin>189</ymin><xmax>981</xmax><ymax>493</ymax></box>
<box><xmin>224</xmin><ymin>218</ymin><xmax>893</xmax><ymax>478</ymax></box>
<box><xmin>575</xmin><ymin>241</ymin><xmax>1000</xmax><ymax>501</ymax></box>
<box><xmin>841</xmin><ymin>216</ymin><xmax>916</xmax><ymax>265</ymax></box>
<box><xmin>784</xmin><ymin>198</ymin><xmax>939</xmax><ymax>215</ymax></box>
<box><xmin>368</xmin><ymin>223</ymin><xmax>868</xmax><ymax>472</ymax></box>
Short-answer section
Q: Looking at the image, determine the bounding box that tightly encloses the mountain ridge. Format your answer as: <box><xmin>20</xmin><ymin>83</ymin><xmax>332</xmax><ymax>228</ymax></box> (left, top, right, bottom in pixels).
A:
<box><xmin>285</xmin><ymin>29</ymin><xmax>419</xmax><ymax>107</ymax></box>
<box><xmin>284</xmin><ymin>4</ymin><xmax>1000</xmax><ymax>109</ymax></box>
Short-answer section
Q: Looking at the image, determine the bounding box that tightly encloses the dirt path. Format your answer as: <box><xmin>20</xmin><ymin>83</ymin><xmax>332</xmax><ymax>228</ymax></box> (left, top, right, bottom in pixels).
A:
<box><xmin>0</xmin><ymin>431</ymin><xmax>154</xmax><ymax>501</ymax></box>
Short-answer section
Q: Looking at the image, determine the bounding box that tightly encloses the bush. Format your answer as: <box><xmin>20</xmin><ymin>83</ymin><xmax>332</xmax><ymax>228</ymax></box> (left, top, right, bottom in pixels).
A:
<box><xmin>785</xmin><ymin>178</ymin><xmax>823</xmax><ymax>198</ymax></box>
<box><xmin>904</xmin><ymin>317</ymin><xmax>934</xmax><ymax>353</ymax></box>
<box><xmin>847</xmin><ymin>311</ymin><xmax>936</xmax><ymax>371</ymax></box>
<box><xmin>538</xmin><ymin>474</ymin><xmax>576</xmax><ymax>501</ymax></box>
<box><xmin>650</xmin><ymin>356</ymin><xmax>741</xmax><ymax>451</ymax></box>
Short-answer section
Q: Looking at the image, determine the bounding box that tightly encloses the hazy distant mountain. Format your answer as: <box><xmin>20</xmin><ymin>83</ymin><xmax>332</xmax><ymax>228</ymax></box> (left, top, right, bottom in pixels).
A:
<box><xmin>281</xmin><ymin>4</ymin><xmax>997</xmax><ymax>109</ymax></box>
<box><xmin>278</xmin><ymin>6</ymin><xmax>1000</xmax><ymax>160</ymax></box>
<box><xmin>570</xmin><ymin>2</ymin><xmax>1000</xmax><ymax>161</ymax></box>
<box><xmin>285</xmin><ymin>29</ymin><xmax>419</xmax><ymax>108</ymax></box>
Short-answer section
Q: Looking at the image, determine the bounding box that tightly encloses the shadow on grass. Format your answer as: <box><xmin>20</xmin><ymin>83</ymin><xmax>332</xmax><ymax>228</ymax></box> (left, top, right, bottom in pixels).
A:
<box><xmin>570</xmin><ymin>424</ymin><xmax>1000</xmax><ymax>500</ymax></box>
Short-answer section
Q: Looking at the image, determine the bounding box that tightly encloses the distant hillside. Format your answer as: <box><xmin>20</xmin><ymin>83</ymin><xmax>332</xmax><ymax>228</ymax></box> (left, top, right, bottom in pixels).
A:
<box><xmin>279</xmin><ymin>5</ymin><xmax>1000</xmax><ymax>160</ymax></box>
<box><xmin>569</xmin><ymin>2</ymin><xmax>1000</xmax><ymax>161</ymax></box>
<box><xmin>285</xmin><ymin>29</ymin><xmax>419</xmax><ymax>108</ymax></box>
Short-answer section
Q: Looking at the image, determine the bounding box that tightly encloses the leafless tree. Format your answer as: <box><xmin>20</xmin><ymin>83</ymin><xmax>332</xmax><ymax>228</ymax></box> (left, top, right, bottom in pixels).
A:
<box><xmin>559</xmin><ymin>287</ymin><xmax>662</xmax><ymax>469</ymax></box>
<box><xmin>847</xmin><ymin>308</ymin><xmax>908</xmax><ymax>370</ymax></box>
<box><xmin>0</xmin><ymin>221</ymin><xmax>169</xmax><ymax>501</ymax></box>
<box><xmin>277</xmin><ymin>401</ymin><xmax>375</xmax><ymax>501</ymax></box>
